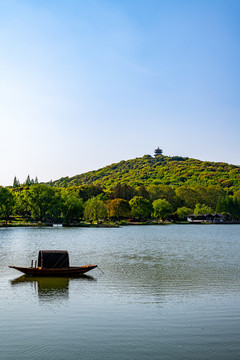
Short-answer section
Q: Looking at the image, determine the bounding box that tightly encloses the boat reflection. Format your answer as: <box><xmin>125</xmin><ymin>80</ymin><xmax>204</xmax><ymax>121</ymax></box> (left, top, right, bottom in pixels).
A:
<box><xmin>11</xmin><ymin>274</ymin><xmax>95</xmax><ymax>304</ymax></box>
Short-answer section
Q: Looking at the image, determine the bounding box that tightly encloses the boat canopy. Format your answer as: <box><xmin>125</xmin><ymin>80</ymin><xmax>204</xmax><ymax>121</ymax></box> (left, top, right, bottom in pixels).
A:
<box><xmin>38</xmin><ymin>250</ymin><xmax>69</xmax><ymax>269</ymax></box>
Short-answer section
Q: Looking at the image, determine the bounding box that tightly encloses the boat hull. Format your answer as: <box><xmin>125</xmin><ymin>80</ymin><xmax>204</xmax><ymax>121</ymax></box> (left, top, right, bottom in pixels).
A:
<box><xmin>9</xmin><ymin>265</ymin><xmax>97</xmax><ymax>276</ymax></box>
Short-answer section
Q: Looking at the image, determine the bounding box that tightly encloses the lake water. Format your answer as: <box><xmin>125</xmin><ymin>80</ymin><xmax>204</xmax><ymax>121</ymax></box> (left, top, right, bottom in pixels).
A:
<box><xmin>0</xmin><ymin>225</ymin><xmax>240</xmax><ymax>360</ymax></box>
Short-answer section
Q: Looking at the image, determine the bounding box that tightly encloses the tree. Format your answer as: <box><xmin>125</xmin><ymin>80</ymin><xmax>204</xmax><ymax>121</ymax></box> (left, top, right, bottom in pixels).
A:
<box><xmin>136</xmin><ymin>185</ymin><xmax>150</xmax><ymax>200</ymax></box>
<box><xmin>194</xmin><ymin>203</ymin><xmax>213</xmax><ymax>215</ymax></box>
<box><xmin>147</xmin><ymin>184</ymin><xmax>177</xmax><ymax>208</ymax></box>
<box><xmin>175</xmin><ymin>186</ymin><xmax>198</xmax><ymax>209</ymax></box>
<box><xmin>129</xmin><ymin>196</ymin><xmax>152</xmax><ymax>220</ymax></box>
<box><xmin>13</xmin><ymin>176</ymin><xmax>20</xmax><ymax>188</ymax></box>
<box><xmin>63</xmin><ymin>178</ymin><xmax>68</xmax><ymax>188</ymax></box>
<box><xmin>0</xmin><ymin>187</ymin><xmax>15</xmax><ymax>224</ymax></box>
<box><xmin>176</xmin><ymin>207</ymin><xmax>192</xmax><ymax>220</ymax></box>
<box><xmin>234</xmin><ymin>190</ymin><xmax>240</xmax><ymax>201</ymax></box>
<box><xmin>232</xmin><ymin>196</ymin><xmax>240</xmax><ymax>219</ymax></box>
<box><xmin>61</xmin><ymin>190</ymin><xmax>84</xmax><ymax>225</ymax></box>
<box><xmin>78</xmin><ymin>185</ymin><xmax>103</xmax><ymax>201</ymax></box>
<box><xmin>107</xmin><ymin>198</ymin><xmax>130</xmax><ymax>220</ymax></box>
<box><xmin>112</xmin><ymin>183</ymin><xmax>136</xmax><ymax>201</ymax></box>
<box><xmin>24</xmin><ymin>175</ymin><xmax>34</xmax><ymax>186</ymax></box>
<box><xmin>215</xmin><ymin>195</ymin><xmax>237</xmax><ymax>215</ymax></box>
<box><xmin>152</xmin><ymin>199</ymin><xmax>172</xmax><ymax>221</ymax></box>
<box><xmin>84</xmin><ymin>197</ymin><xmax>107</xmax><ymax>223</ymax></box>
<box><xmin>24</xmin><ymin>184</ymin><xmax>57</xmax><ymax>222</ymax></box>
<box><xmin>217</xmin><ymin>195</ymin><xmax>240</xmax><ymax>219</ymax></box>
<box><xmin>13</xmin><ymin>189</ymin><xmax>31</xmax><ymax>218</ymax></box>
<box><xmin>25</xmin><ymin>175</ymin><xmax>31</xmax><ymax>186</ymax></box>
<box><xmin>205</xmin><ymin>186</ymin><xmax>225</xmax><ymax>209</ymax></box>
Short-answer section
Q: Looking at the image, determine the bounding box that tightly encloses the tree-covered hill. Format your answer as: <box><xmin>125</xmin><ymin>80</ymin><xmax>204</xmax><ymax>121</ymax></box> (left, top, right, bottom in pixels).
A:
<box><xmin>51</xmin><ymin>155</ymin><xmax>240</xmax><ymax>192</ymax></box>
<box><xmin>2</xmin><ymin>155</ymin><xmax>240</xmax><ymax>226</ymax></box>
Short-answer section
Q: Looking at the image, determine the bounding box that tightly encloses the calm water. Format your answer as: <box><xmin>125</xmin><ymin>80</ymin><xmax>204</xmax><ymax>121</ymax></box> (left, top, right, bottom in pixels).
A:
<box><xmin>0</xmin><ymin>225</ymin><xmax>240</xmax><ymax>360</ymax></box>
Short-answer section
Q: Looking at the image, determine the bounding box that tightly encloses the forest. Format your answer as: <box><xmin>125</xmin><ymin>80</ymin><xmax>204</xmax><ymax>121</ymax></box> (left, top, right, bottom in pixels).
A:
<box><xmin>0</xmin><ymin>179</ymin><xmax>240</xmax><ymax>226</ymax></box>
<box><xmin>50</xmin><ymin>155</ymin><xmax>240</xmax><ymax>191</ymax></box>
<box><xmin>0</xmin><ymin>155</ymin><xmax>239</xmax><ymax>225</ymax></box>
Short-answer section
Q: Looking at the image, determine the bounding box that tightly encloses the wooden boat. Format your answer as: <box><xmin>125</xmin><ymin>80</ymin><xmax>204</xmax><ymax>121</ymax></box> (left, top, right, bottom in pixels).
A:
<box><xmin>9</xmin><ymin>250</ymin><xmax>97</xmax><ymax>277</ymax></box>
<box><xmin>9</xmin><ymin>265</ymin><xmax>97</xmax><ymax>276</ymax></box>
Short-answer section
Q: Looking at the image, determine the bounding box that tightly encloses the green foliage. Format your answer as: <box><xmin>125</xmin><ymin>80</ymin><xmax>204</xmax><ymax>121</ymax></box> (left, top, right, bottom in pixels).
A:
<box><xmin>234</xmin><ymin>190</ymin><xmax>240</xmax><ymax>201</ymax></box>
<box><xmin>84</xmin><ymin>197</ymin><xmax>107</xmax><ymax>223</ymax></box>
<box><xmin>147</xmin><ymin>184</ymin><xmax>177</xmax><ymax>209</ymax></box>
<box><xmin>152</xmin><ymin>199</ymin><xmax>172</xmax><ymax>221</ymax></box>
<box><xmin>48</xmin><ymin>155</ymin><xmax>240</xmax><ymax>193</ymax></box>
<box><xmin>136</xmin><ymin>185</ymin><xmax>150</xmax><ymax>200</ymax></box>
<box><xmin>61</xmin><ymin>190</ymin><xmax>84</xmax><ymax>225</ymax></box>
<box><xmin>13</xmin><ymin>176</ymin><xmax>20</xmax><ymax>188</ymax></box>
<box><xmin>23</xmin><ymin>184</ymin><xmax>57</xmax><ymax>222</ymax></box>
<box><xmin>194</xmin><ymin>203</ymin><xmax>213</xmax><ymax>215</ymax></box>
<box><xmin>0</xmin><ymin>186</ymin><xmax>15</xmax><ymax>224</ymax></box>
<box><xmin>175</xmin><ymin>186</ymin><xmax>199</xmax><ymax>210</ymax></box>
<box><xmin>24</xmin><ymin>175</ymin><xmax>36</xmax><ymax>186</ymax></box>
<box><xmin>176</xmin><ymin>207</ymin><xmax>192</xmax><ymax>220</ymax></box>
<box><xmin>111</xmin><ymin>183</ymin><xmax>136</xmax><ymax>201</ymax></box>
<box><xmin>215</xmin><ymin>195</ymin><xmax>240</xmax><ymax>219</ymax></box>
<box><xmin>1</xmin><ymin>155</ymin><xmax>240</xmax><ymax>225</ymax></box>
<box><xmin>129</xmin><ymin>196</ymin><xmax>152</xmax><ymax>220</ymax></box>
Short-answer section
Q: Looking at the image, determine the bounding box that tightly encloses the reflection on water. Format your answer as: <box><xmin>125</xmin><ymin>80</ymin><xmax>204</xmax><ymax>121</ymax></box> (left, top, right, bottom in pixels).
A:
<box><xmin>11</xmin><ymin>274</ymin><xmax>95</xmax><ymax>304</ymax></box>
<box><xmin>0</xmin><ymin>226</ymin><xmax>240</xmax><ymax>360</ymax></box>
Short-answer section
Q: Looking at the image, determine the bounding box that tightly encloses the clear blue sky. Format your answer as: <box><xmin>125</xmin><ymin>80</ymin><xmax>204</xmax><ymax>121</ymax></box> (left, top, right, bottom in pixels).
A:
<box><xmin>0</xmin><ymin>0</ymin><xmax>239</xmax><ymax>186</ymax></box>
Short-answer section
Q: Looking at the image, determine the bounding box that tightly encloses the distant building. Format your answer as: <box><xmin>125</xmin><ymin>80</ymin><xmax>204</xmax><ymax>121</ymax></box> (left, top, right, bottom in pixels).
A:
<box><xmin>154</xmin><ymin>147</ymin><xmax>163</xmax><ymax>157</ymax></box>
<box><xmin>187</xmin><ymin>213</ymin><xmax>230</xmax><ymax>223</ymax></box>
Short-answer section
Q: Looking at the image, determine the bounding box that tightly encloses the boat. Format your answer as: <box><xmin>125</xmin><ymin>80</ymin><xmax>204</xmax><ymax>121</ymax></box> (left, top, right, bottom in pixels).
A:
<box><xmin>9</xmin><ymin>250</ymin><xmax>98</xmax><ymax>276</ymax></box>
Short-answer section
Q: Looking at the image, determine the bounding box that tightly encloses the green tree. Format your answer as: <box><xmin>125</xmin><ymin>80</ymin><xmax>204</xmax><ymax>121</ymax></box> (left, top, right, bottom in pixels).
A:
<box><xmin>194</xmin><ymin>203</ymin><xmax>213</xmax><ymax>215</ymax></box>
<box><xmin>234</xmin><ymin>190</ymin><xmax>240</xmax><ymax>201</ymax></box>
<box><xmin>215</xmin><ymin>197</ymin><xmax>226</xmax><ymax>213</ymax></box>
<box><xmin>175</xmin><ymin>186</ymin><xmax>198</xmax><ymax>209</ymax></box>
<box><xmin>78</xmin><ymin>185</ymin><xmax>103</xmax><ymax>201</ymax></box>
<box><xmin>221</xmin><ymin>195</ymin><xmax>240</xmax><ymax>219</ymax></box>
<box><xmin>176</xmin><ymin>207</ymin><xmax>192</xmax><ymax>220</ymax></box>
<box><xmin>147</xmin><ymin>184</ymin><xmax>176</xmax><ymax>204</ymax></box>
<box><xmin>232</xmin><ymin>196</ymin><xmax>240</xmax><ymax>219</ymax></box>
<box><xmin>13</xmin><ymin>176</ymin><xmax>20</xmax><ymax>188</ymax></box>
<box><xmin>84</xmin><ymin>197</ymin><xmax>107</xmax><ymax>223</ymax></box>
<box><xmin>112</xmin><ymin>183</ymin><xmax>136</xmax><ymax>201</ymax></box>
<box><xmin>0</xmin><ymin>187</ymin><xmax>15</xmax><ymax>224</ymax></box>
<box><xmin>129</xmin><ymin>196</ymin><xmax>152</xmax><ymax>220</ymax></box>
<box><xmin>136</xmin><ymin>185</ymin><xmax>150</xmax><ymax>200</ymax></box>
<box><xmin>61</xmin><ymin>190</ymin><xmax>84</xmax><ymax>225</ymax></box>
<box><xmin>13</xmin><ymin>189</ymin><xmax>31</xmax><ymax>218</ymax></box>
<box><xmin>24</xmin><ymin>184</ymin><xmax>57</xmax><ymax>222</ymax></box>
<box><xmin>152</xmin><ymin>199</ymin><xmax>172</xmax><ymax>221</ymax></box>
<box><xmin>25</xmin><ymin>175</ymin><xmax>31</xmax><ymax>186</ymax></box>
<box><xmin>24</xmin><ymin>175</ymin><xmax>35</xmax><ymax>186</ymax></box>
<box><xmin>204</xmin><ymin>185</ymin><xmax>225</xmax><ymax>209</ymax></box>
<box><xmin>63</xmin><ymin>178</ymin><xmax>68</xmax><ymax>188</ymax></box>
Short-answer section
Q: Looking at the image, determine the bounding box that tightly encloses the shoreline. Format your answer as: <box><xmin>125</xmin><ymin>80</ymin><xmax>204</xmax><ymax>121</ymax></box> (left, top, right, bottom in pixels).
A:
<box><xmin>1</xmin><ymin>221</ymin><xmax>239</xmax><ymax>228</ymax></box>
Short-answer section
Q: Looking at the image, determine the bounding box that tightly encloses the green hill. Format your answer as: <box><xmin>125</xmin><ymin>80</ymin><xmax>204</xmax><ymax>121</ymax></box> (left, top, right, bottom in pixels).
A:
<box><xmin>51</xmin><ymin>155</ymin><xmax>240</xmax><ymax>192</ymax></box>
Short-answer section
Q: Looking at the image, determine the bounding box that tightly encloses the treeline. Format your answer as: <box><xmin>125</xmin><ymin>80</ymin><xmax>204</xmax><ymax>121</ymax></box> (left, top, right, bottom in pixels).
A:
<box><xmin>1</xmin><ymin>182</ymin><xmax>240</xmax><ymax>225</ymax></box>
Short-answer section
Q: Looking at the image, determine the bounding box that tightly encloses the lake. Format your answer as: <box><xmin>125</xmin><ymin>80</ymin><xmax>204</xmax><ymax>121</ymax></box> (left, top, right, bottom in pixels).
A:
<box><xmin>0</xmin><ymin>225</ymin><xmax>240</xmax><ymax>360</ymax></box>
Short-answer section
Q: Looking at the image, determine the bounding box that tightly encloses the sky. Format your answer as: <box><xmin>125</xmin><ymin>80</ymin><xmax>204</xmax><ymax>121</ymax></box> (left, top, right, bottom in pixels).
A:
<box><xmin>0</xmin><ymin>0</ymin><xmax>239</xmax><ymax>186</ymax></box>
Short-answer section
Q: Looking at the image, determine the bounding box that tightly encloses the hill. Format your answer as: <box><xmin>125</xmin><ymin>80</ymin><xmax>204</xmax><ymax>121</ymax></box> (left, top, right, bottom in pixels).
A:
<box><xmin>51</xmin><ymin>155</ymin><xmax>240</xmax><ymax>192</ymax></box>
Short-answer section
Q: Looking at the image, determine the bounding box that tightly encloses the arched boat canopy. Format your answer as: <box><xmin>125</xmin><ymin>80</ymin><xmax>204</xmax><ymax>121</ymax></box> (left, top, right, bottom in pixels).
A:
<box><xmin>38</xmin><ymin>250</ymin><xmax>69</xmax><ymax>269</ymax></box>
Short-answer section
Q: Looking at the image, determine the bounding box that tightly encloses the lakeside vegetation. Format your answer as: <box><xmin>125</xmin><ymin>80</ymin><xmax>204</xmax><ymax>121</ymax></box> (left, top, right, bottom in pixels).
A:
<box><xmin>1</xmin><ymin>155</ymin><xmax>240</xmax><ymax>226</ymax></box>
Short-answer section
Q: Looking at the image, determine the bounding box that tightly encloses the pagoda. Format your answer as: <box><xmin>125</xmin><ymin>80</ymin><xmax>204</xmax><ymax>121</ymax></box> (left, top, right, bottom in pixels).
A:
<box><xmin>154</xmin><ymin>147</ymin><xmax>163</xmax><ymax>157</ymax></box>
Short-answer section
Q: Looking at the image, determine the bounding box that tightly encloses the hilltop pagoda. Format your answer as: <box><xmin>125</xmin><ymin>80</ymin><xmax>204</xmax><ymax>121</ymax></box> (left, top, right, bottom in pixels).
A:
<box><xmin>154</xmin><ymin>147</ymin><xmax>163</xmax><ymax>157</ymax></box>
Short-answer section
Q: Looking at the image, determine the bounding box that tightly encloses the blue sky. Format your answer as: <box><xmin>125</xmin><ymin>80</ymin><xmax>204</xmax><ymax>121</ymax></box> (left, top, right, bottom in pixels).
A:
<box><xmin>0</xmin><ymin>0</ymin><xmax>239</xmax><ymax>186</ymax></box>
